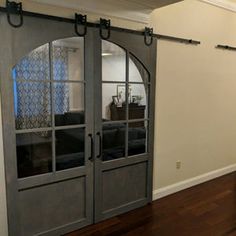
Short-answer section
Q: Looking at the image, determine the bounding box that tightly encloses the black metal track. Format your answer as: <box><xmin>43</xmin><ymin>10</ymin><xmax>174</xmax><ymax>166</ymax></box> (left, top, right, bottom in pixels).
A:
<box><xmin>0</xmin><ymin>6</ymin><xmax>201</xmax><ymax>45</ymax></box>
<box><xmin>216</xmin><ymin>45</ymin><xmax>236</xmax><ymax>51</ymax></box>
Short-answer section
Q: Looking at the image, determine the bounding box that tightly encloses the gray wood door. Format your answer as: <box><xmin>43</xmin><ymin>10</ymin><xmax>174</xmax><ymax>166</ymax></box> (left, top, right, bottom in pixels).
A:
<box><xmin>0</xmin><ymin>15</ymin><xmax>95</xmax><ymax>236</ymax></box>
<box><xmin>94</xmin><ymin>30</ymin><xmax>157</xmax><ymax>222</ymax></box>
<box><xmin>0</xmin><ymin>14</ymin><xmax>156</xmax><ymax>235</ymax></box>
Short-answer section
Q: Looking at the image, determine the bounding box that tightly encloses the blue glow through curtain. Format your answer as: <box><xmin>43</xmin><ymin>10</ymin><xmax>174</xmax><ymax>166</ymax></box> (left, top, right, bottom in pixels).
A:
<box><xmin>13</xmin><ymin>44</ymin><xmax>69</xmax><ymax>129</ymax></box>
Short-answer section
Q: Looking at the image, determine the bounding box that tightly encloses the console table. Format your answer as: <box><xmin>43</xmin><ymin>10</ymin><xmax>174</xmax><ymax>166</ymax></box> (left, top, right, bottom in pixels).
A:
<box><xmin>110</xmin><ymin>103</ymin><xmax>146</xmax><ymax>127</ymax></box>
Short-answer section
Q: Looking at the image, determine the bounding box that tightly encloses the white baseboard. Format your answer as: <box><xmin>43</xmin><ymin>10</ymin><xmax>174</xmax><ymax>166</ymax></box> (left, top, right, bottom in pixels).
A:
<box><xmin>153</xmin><ymin>163</ymin><xmax>236</xmax><ymax>201</ymax></box>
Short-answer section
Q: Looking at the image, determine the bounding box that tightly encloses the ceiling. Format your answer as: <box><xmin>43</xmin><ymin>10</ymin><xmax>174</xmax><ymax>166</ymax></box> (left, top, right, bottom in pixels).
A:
<box><xmin>200</xmin><ymin>0</ymin><xmax>236</xmax><ymax>13</ymax></box>
<box><xmin>228</xmin><ymin>0</ymin><xmax>236</xmax><ymax>3</ymax></box>
<box><xmin>30</xmin><ymin>0</ymin><xmax>183</xmax><ymax>23</ymax></box>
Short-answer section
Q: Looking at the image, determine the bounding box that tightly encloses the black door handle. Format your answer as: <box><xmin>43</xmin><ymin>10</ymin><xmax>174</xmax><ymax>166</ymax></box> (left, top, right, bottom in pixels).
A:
<box><xmin>96</xmin><ymin>132</ymin><xmax>102</xmax><ymax>159</ymax></box>
<box><xmin>88</xmin><ymin>134</ymin><xmax>94</xmax><ymax>162</ymax></box>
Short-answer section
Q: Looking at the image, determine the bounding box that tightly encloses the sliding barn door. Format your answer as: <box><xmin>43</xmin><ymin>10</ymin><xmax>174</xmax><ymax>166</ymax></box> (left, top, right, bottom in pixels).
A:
<box><xmin>0</xmin><ymin>15</ymin><xmax>95</xmax><ymax>236</ymax></box>
<box><xmin>94</xmin><ymin>30</ymin><xmax>156</xmax><ymax>221</ymax></box>
<box><xmin>0</xmin><ymin>13</ymin><xmax>157</xmax><ymax>236</ymax></box>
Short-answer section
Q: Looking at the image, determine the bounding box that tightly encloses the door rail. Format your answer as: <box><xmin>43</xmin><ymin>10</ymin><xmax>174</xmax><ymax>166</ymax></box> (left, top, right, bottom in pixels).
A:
<box><xmin>0</xmin><ymin>6</ymin><xmax>201</xmax><ymax>45</ymax></box>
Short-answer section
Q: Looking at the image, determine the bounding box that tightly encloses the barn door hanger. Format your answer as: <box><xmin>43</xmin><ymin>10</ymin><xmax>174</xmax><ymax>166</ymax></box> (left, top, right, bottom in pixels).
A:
<box><xmin>6</xmin><ymin>0</ymin><xmax>23</xmax><ymax>28</ymax></box>
<box><xmin>100</xmin><ymin>18</ymin><xmax>111</xmax><ymax>40</ymax></box>
<box><xmin>74</xmin><ymin>13</ymin><xmax>87</xmax><ymax>37</ymax></box>
<box><xmin>144</xmin><ymin>27</ymin><xmax>153</xmax><ymax>46</ymax></box>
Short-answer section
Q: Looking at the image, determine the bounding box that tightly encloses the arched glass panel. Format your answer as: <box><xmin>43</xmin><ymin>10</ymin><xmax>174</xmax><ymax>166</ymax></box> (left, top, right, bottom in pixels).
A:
<box><xmin>13</xmin><ymin>37</ymin><xmax>85</xmax><ymax>178</ymax></box>
<box><xmin>102</xmin><ymin>40</ymin><xmax>126</xmax><ymax>161</ymax></box>
<box><xmin>128</xmin><ymin>54</ymin><xmax>149</xmax><ymax>156</ymax></box>
<box><xmin>102</xmin><ymin>40</ymin><xmax>126</xmax><ymax>82</ymax></box>
<box><xmin>101</xmin><ymin>40</ymin><xmax>150</xmax><ymax>160</ymax></box>
<box><xmin>129</xmin><ymin>53</ymin><xmax>149</xmax><ymax>83</ymax></box>
<box><xmin>52</xmin><ymin>38</ymin><xmax>84</xmax><ymax>81</ymax></box>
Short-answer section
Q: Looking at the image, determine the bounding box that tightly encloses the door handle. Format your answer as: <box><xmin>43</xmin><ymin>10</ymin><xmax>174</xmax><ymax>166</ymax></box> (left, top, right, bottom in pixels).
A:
<box><xmin>88</xmin><ymin>134</ymin><xmax>94</xmax><ymax>162</ymax></box>
<box><xmin>96</xmin><ymin>132</ymin><xmax>102</xmax><ymax>159</ymax></box>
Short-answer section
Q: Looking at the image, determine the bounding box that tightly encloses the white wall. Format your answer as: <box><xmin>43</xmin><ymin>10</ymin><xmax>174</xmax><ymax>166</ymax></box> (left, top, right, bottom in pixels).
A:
<box><xmin>150</xmin><ymin>0</ymin><xmax>236</xmax><ymax>193</ymax></box>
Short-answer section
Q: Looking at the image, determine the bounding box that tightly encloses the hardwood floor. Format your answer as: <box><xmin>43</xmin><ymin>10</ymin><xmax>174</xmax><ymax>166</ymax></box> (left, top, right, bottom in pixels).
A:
<box><xmin>66</xmin><ymin>172</ymin><xmax>236</xmax><ymax>236</ymax></box>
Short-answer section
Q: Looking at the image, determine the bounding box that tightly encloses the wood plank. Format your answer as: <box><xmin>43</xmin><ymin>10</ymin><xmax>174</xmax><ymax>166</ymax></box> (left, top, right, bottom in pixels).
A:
<box><xmin>65</xmin><ymin>172</ymin><xmax>236</xmax><ymax>236</ymax></box>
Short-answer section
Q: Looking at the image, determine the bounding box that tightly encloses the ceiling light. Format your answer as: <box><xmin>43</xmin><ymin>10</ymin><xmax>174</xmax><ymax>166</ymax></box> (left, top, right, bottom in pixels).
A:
<box><xmin>102</xmin><ymin>53</ymin><xmax>113</xmax><ymax>56</ymax></box>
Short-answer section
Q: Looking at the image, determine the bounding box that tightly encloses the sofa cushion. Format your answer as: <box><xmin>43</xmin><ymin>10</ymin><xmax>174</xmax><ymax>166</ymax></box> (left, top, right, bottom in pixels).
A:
<box><xmin>56</xmin><ymin>152</ymin><xmax>84</xmax><ymax>170</ymax></box>
<box><xmin>55</xmin><ymin>114</ymin><xmax>65</xmax><ymax>126</ymax></box>
<box><xmin>103</xmin><ymin>129</ymin><xmax>117</xmax><ymax>148</ymax></box>
<box><xmin>65</xmin><ymin>111</ymin><xmax>85</xmax><ymax>125</ymax></box>
<box><xmin>103</xmin><ymin>123</ymin><xmax>125</xmax><ymax>131</ymax></box>
<box><xmin>103</xmin><ymin>147</ymin><xmax>125</xmax><ymax>161</ymax></box>
<box><xmin>128</xmin><ymin>139</ymin><xmax>146</xmax><ymax>156</ymax></box>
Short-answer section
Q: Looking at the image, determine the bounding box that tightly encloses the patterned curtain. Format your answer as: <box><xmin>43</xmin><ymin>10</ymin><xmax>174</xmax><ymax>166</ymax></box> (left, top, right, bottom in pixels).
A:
<box><xmin>53</xmin><ymin>46</ymin><xmax>69</xmax><ymax>114</ymax></box>
<box><xmin>14</xmin><ymin>44</ymin><xmax>69</xmax><ymax>130</ymax></box>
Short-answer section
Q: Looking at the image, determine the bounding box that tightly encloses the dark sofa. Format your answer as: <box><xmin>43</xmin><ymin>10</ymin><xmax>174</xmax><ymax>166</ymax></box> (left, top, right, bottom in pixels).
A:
<box><xmin>16</xmin><ymin>111</ymin><xmax>146</xmax><ymax>177</ymax></box>
<box><xmin>55</xmin><ymin>111</ymin><xmax>85</xmax><ymax>170</ymax></box>
<box><xmin>55</xmin><ymin>112</ymin><xmax>147</xmax><ymax>164</ymax></box>
<box><xmin>102</xmin><ymin>123</ymin><xmax>146</xmax><ymax>161</ymax></box>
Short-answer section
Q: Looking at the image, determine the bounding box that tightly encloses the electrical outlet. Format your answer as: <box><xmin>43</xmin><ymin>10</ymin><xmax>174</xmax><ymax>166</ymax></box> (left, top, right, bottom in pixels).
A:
<box><xmin>176</xmin><ymin>161</ymin><xmax>181</xmax><ymax>169</ymax></box>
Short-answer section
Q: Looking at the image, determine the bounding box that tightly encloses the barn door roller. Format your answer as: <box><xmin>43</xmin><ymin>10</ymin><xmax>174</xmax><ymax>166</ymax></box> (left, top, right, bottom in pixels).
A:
<box><xmin>6</xmin><ymin>0</ymin><xmax>23</xmax><ymax>28</ymax></box>
<box><xmin>74</xmin><ymin>13</ymin><xmax>87</xmax><ymax>37</ymax></box>
<box><xmin>100</xmin><ymin>18</ymin><xmax>111</xmax><ymax>40</ymax></box>
<box><xmin>144</xmin><ymin>27</ymin><xmax>153</xmax><ymax>46</ymax></box>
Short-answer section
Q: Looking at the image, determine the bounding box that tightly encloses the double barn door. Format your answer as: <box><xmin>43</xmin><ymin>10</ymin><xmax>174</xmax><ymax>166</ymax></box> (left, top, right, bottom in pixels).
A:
<box><xmin>0</xmin><ymin>14</ymin><xmax>156</xmax><ymax>236</ymax></box>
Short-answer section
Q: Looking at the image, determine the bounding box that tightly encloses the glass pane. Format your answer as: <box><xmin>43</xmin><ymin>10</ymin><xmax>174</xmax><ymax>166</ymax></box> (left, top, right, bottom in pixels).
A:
<box><xmin>54</xmin><ymin>83</ymin><xmax>84</xmax><ymax>126</ymax></box>
<box><xmin>13</xmin><ymin>44</ymin><xmax>50</xmax><ymax>81</ymax></box>
<box><xmin>14</xmin><ymin>81</ymin><xmax>51</xmax><ymax>130</ymax></box>
<box><xmin>102</xmin><ymin>83</ymin><xmax>127</xmax><ymax>121</ymax></box>
<box><xmin>128</xmin><ymin>122</ymin><xmax>147</xmax><ymax>156</ymax></box>
<box><xmin>16</xmin><ymin>132</ymin><xmax>52</xmax><ymax>178</ymax></box>
<box><xmin>129</xmin><ymin>83</ymin><xmax>148</xmax><ymax>120</ymax></box>
<box><xmin>102</xmin><ymin>40</ymin><xmax>126</xmax><ymax>82</ymax></box>
<box><xmin>129</xmin><ymin>54</ymin><xmax>149</xmax><ymax>83</ymax></box>
<box><xmin>102</xmin><ymin>123</ymin><xmax>126</xmax><ymax>161</ymax></box>
<box><xmin>52</xmin><ymin>38</ymin><xmax>84</xmax><ymax>81</ymax></box>
<box><xmin>56</xmin><ymin>128</ymin><xmax>85</xmax><ymax>170</ymax></box>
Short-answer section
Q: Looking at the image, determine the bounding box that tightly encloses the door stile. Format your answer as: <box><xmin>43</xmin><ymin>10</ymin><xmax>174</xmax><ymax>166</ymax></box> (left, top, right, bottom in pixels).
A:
<box><xmin>0</xmin><ymin>16</ymin><xmax>21</xmax><ymax>236</ymax></box>
<box><xmin>93</xmin><ymin>28</ymin><xmax>103</xmax><ymax>223</ymax></box>
<box><xmin>84</xmin><ymin>27</ymin><xmax>96</xmax><ymax>226</ymax></box>
<box><xmin>49</xmin><ymin>42</ymin><xmax>56</xmax><ymax>174</ymax></box>
<box><xmin>146</xmin><ymin>39</ymin><xmax>157</xmax><ymax>203</ymax></box>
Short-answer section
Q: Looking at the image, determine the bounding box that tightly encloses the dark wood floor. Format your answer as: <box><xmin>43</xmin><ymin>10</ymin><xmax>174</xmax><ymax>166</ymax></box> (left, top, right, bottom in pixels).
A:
<box><xmin>66</xmin><ymin>172</ymin><xmax>236</xmax><ymax>236</ymax></box>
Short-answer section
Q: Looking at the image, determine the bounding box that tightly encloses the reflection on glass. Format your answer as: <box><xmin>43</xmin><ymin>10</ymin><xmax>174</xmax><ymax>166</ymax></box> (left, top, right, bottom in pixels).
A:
<box><xmin>102</xmin><ymin>40</ymin><xmax>126</xmax><ymax>82</ymax></box>
<box><xmin>52</xmin><ymin>38</ymin><xmax>84</xmax><ymax>81</ymax></box>
<box><xmin>102</xmin><ymin>123</ymin><xmax>126</xmax><ymax>161</ymax></box>
<box><xmin>54</xmin><ymin>83</ymin><xmax>84</xmax><ymax>126</ymax></box>
<box><xmin>129</xmin><ymin>83</ymin><xmax>148</xmax><ymax>120</ymax></box>
<box><xmin>129</xmin><ymin>54</ymin><xmax>149</xmax><ymax>83</ymax></box>
<box><xmin>102</xmin><ymin>83</ymin><xmax>127</xmax><ymax>121</ymax></box>
<box><xmin>14</xmin><ymin>81</ymin><xmax>51</xmax><ymax>130</ymax></box>
<box><xmin>13</xmin><ymin>44</ymin><xmax>50</xmax><ymax>81</ymax></box>
<box><xmin>16</xmin><ymin>132</ymin><xmax>52</xmax><ymax>178</ymax></box>
<box><xmin>56</xmin><ymin>128</ymin><xmax>85</xmax><ymax>170</ymax></box>
<box><xmin>128</xmin><ymin>122</ymin><xmax>147</xmax><ymax>156</ymax></box>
